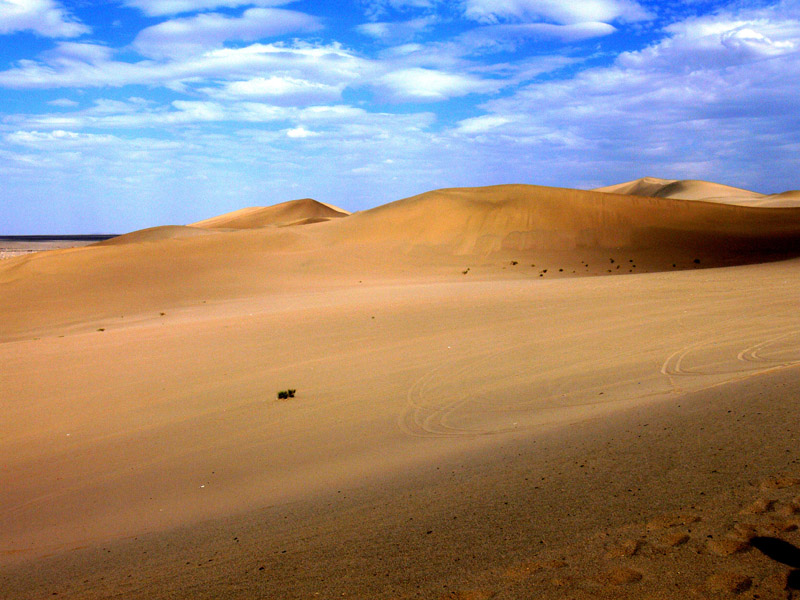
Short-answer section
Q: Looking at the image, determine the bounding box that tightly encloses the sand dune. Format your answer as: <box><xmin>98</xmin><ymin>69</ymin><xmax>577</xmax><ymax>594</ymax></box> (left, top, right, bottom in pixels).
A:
<box><xmin>595</xmin><ymin>176</ymin><xmax>800</xmax><ymax>207</ymax></box>
<box><xmin>3</xmin><ymin>180</ymin><xmax>800</xmax><ymax>599</ymax></box>
<box><xmin>594</xmin><ymin>176</ymin><xmax>760</xmax><ymax>201</ymax></box>
<box><xmin>190</xmin><ymin>198</ymin><xmax>349</xmax><ymax>229</ymax></box>
<box><xmin>334</xmin><ymin>183</ymin><xmax>800</xmax><ymax>254</ymax></box>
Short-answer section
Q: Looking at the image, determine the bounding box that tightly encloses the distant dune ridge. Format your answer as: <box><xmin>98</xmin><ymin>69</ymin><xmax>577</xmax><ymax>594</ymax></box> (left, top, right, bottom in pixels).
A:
<box><xmin>594</xmin><ymin>176</ymin><xmax>800</xmax><ymax>207</ymax></box>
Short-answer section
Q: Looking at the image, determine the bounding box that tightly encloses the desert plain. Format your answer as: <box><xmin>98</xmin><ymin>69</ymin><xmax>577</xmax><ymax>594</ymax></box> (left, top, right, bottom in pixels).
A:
<box><xmin>3</xmin><ymin>178</ymin><xmax>800</xmax><ymax>599</ymax></box>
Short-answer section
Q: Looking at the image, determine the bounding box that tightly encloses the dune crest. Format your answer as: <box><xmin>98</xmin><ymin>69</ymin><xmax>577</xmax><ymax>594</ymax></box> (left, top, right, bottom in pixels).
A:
<box><xmin>190</xmin><ymin>198</ymin><xmax>349</xmax><ymax>229</ymax></box>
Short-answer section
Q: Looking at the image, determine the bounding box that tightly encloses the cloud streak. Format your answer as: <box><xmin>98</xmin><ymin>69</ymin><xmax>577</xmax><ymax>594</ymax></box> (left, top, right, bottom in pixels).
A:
<box><xmin>462</xmin><ymin>0</ymin><xmax>652</xmax><ymax>24</ymax></box>
<box><xmin>132</xmin><ymin>8</ymin><xmax>322</xmax><ymax>58</ymax></box>
<box><xmin>0</xmin><ymin>0</ymin><xmax>89</xmax><ymax>37</ymax></box>
<box><xmin>122</xmin><ymin>0</ymin><xmax>297</xmax><ymax>16</ymax></box>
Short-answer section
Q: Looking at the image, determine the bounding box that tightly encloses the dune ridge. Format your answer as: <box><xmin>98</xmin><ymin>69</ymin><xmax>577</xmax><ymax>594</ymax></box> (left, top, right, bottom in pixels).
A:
<box><xmin>3</xmin><ymin>183</ymin><xmax>800</xmax><ymax>341</ymax></box>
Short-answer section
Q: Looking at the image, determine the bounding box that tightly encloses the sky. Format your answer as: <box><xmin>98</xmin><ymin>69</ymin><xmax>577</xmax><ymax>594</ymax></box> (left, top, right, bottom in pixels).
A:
<box><xmin>1</xmin><ymin>0</ymin><xmax>799</xmax><ymax>233</ymax></box>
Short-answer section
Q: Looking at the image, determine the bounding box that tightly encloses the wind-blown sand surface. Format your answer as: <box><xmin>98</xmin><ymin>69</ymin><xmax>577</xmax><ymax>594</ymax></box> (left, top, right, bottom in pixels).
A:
<box><xmin>2</xmin><ymin>183</ymin><xmax>800</xmax><ymax>598</ymax></box>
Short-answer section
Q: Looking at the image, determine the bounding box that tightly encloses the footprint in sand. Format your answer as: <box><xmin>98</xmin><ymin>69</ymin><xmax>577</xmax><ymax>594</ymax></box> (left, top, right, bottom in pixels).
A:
<box><xmin>705</xmin><ymin>571</ymin><xmax>753</xmax><ymax>593</ymax></box>
<box><xmin>706</xmin><ymin>538</ymin><xmax>750</xmax><ymax>556</ymax></box>
<box><xmin>590</xmin><ymin>472</ymin><xmax>800</xmax><ymax>596</ymax></box>
<box><xmin>604</xmin><ymin>539</ymin><xmax>641</xmax><ymax>559</ymax></box>
<box><xmin>741</xmin><ymin>497</ymin><xmax>775</xmax><ymax>514</ymax></box>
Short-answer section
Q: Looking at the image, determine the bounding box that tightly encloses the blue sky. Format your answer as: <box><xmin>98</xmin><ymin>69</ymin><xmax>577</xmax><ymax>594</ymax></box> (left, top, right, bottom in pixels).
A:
<box><xmin>1</xmin><ymin>0</ymin><xmax>798</xmax><ymax>233</ymax></box>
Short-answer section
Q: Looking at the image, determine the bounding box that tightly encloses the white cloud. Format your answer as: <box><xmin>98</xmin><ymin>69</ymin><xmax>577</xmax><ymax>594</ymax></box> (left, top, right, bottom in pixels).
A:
<box><xmin>0</xmin><ymin>0</ymin><xmax>89</xmax><ymax>37</ymax></box>
<box><xmin>4</xmin><ymin>129</ymin><xmax>183</xmax><ymax>156</ymax></box>
<box><xmin>448</xmin><ymin>5</ymin><xmax>800</xmax><ymax>191</ymax></box>
<box><xmin>132</xmin><ymin>7</ymin><xmax>322</xmax><ymax>58</ymax></box>
<box><xmin>458</xmin><ymin>20</ymin><xmax>616</xmax><ymax>50</ymax></box>
<box><xmin>462</xmin><ymin>0</ymin><xmax>651</xmax><ymax>25</ymax></box>
<box><xmin>6</xmin><ymin>129</ymin><xmax>109</xmax><ymax>145</ymax></box>
<box><xmin>47</xmin><ymin>97</ymin><xmax>78</xmax><ymax>107</ymax></box>
<box><xmin>619</xmin><ymin>15</ymin><xmax>800</xmax><ymax>72</ymax></box>
<box><xmin>456</xmin><ymin>114</ymin><xmax>512</xmax><ymax>133</ymax></box>
<box><xmin>285</xmin><ymin>125</ymin><xmax>317</xmax><ymax>138</ymax></box>
<box><xmin>122</xmin><ymin>0</ymin><xmax>295</xmax><ymax>17</ymax></box>
<box><xmin>0</xmin><ymin>41</ymin><xmax>367</xmax><ymax>90</ymax></box>
<box><xmin>207</xmin><ymin>75</ymin><xmax>343</xmax><ymax>104</ymax></box>
<box><xmin>362</xmin><ymin>0</ymin><xmax>440</xmax><ymax>20</ymax></box>
<box><xmin>356</xmin><ymin>16</ymin><xmax>437</xmax><ymax>43</ymax></box>
<box><xmin>41</xmin><ymin>41</ymin><xmax>113</xmax><ymax>64</ymax></box>
<box><xmin>375</xmin><ymin>67</ymin><xmax>501</xmax><ymax>101</ymax></box>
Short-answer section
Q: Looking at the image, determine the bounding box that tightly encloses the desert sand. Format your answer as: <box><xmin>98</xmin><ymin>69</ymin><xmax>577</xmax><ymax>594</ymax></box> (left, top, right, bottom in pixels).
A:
<box><xmin>2</xmin><ymin>182</ymin><xmax>800</xmax><ymax>599</ymax></box>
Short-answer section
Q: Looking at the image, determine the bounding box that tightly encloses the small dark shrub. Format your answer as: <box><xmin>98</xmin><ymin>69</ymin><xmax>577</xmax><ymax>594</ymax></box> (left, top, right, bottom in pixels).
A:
<box><xmin>277</xmin><ymin>389</ymin><xmax>296</xmax><ymax>400</ymax></box>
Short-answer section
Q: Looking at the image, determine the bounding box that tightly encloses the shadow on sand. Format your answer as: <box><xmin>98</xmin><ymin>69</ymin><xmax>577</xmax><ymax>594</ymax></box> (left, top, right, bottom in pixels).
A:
<box><xmin>750</xmin><ymin>536</ymin><xmax>800</xmax><ymax>589</ymax></box>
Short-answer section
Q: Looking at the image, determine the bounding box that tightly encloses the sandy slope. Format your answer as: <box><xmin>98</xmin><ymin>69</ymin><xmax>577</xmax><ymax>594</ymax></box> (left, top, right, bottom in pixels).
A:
<box><xmin>2</xmin><ymin>183</ymin><xmax>800</xmax><ymax>598</ymax></box>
